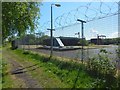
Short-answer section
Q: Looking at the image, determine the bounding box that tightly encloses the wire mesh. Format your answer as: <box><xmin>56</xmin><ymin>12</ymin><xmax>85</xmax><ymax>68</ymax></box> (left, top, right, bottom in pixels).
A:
<box><xmin>17</xmin><ymin>1</ymin><xmax>119</xmax><ymax>63</ymax></box>
<box><xmin>15</xmin><ymin>1</ymin><xmax>120</xmax><ymax>88</ymax></box>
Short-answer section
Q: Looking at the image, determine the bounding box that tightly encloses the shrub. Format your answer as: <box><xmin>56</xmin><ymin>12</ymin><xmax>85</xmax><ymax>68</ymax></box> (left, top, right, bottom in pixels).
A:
<box><xmin>87</xmin><ymin>49</ymin><xmax>116</xmax><ymax>76</ymax></box>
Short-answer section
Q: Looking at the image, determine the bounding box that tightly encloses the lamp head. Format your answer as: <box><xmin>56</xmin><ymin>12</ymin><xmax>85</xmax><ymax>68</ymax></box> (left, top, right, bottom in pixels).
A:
<box><xmin>55</xmin><ymin>4</ymin><xmax>61</xmax><ymax>7</ymax></box>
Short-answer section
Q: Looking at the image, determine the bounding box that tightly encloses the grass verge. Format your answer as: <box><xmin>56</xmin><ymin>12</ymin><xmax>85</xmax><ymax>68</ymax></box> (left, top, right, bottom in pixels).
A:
<box><xmin>12</xmin><ymin>49</ymin><xmax>96</xmax><ymax>88</ymax></box>
<box><xmin>0</xmin><ymin>46</ymin><xmax>2</xmax><ymax>89</ymax></box>
<box><xmin>2</xmin><ymin>46</ymin><xmax>119</xmax><ymax>88</ymax></box>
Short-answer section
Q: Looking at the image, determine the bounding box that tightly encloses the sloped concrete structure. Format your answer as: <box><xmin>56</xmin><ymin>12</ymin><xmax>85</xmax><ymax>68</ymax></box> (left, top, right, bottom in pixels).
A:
<box><xmin>43</xmin><ymin>37</ymin><xmax>81</xmax><ymax>47</ymax></box>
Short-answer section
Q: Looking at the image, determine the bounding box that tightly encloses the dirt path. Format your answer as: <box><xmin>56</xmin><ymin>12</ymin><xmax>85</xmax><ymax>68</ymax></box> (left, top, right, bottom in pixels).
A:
<box><xmin>3</xmin><ymin>49</ymin><xmax>42</xmax><ymax>88</ymax></box>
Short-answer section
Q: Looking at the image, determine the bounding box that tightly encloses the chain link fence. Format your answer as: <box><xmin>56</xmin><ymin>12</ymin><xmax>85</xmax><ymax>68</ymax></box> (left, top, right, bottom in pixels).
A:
<box><xmin>14</xmin><ymin>1</ymin><xmax>119</xmax><ymax>64</ymax></box>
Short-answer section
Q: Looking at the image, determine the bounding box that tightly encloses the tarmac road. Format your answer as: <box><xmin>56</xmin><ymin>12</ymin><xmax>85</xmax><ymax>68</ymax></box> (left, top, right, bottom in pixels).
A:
<box><xmin>30</xmin><ymin>45</ymin><xmax>118</xmax><ymax>62</ymax></box>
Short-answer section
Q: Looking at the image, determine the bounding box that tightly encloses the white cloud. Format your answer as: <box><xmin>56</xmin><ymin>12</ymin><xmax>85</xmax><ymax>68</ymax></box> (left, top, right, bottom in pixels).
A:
<box><xmin>90</xmin><ymin>29</ymin><xmax>98</xmax><ymax>38</ymax></box>
<box><xmin>91</xmin><ymin>29</ymin><xmax>98</xmax><ymax>33</ymax></box>
<box><xmin>108</xmin><ymin>32</ymin><xmax>118</xmax><ymax>38</ymax></box>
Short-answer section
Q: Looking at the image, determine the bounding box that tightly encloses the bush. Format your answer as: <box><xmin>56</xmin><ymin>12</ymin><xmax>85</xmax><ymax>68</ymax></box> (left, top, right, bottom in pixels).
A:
<box><xmin>87</xmin><ymin>49</ymin><xmax>116</xmax><ymax>76</ymax></box>
<box><xmin>116</xmin><ymin>48</ymin><xmax>120</xmax><ymax>59</ymax></box>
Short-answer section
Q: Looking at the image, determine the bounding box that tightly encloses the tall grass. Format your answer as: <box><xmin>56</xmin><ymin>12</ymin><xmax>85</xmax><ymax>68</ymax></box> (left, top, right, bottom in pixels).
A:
<box><xmin>13</xmin><ymin>49</ymin><xmax>118</xmax><ymax>88</ymax></box>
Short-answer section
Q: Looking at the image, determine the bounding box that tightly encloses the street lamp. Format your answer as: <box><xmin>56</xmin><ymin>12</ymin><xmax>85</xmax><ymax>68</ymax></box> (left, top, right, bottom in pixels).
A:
<box><xmin>77</xmin><ymin>19</ymin><xmax>86</xmax><ymax>63</ymax></box>
<box><xmin>50</xmin><ymin>3</ymin><xmax>61</xmax><ymax>57</ymax></box>
<box><xmin>54</xmin><ymin>4</ymin><xmax>61</xmax><ymax>7</ymax></box>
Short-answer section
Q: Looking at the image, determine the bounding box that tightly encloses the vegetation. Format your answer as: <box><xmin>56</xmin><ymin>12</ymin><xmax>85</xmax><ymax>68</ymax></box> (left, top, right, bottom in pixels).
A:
<box><xmin>2</xmin><ymin>2</ymin><xmax>41</xmax><ymax>42</ymax></box>
<box><xmin>18</xmin><ymin>34</ymin><xmax>49</xmax><ymax>45</ymax></box>
<box><xmin>87</xmin><ymin>49</ymin><xmax>116</xmax><ymax>75</ymax></box>
<box><xmin>89</xmin><ymin>37</ymin><xmax>120</xmax><ymax>45</ymax></box>
<box><xmin>86</xmin><ymin>49</ymin><xmax>117</xmax><ymax>88</ymax></box>
<box><xmin>13</xmin><ymin>49</ymin><xmax>95</xmax><ymax>88</ymax></box>
<box><xmin>2</xmin><ymin>60</ymin><xmax>15</xmax><ymax>88</ymax></box>
<box><xmin>2</xmin><ymin>59</ymin><xmax>27</xmax><ymax>88</ymax></box>
<box><xmin>5</xmin><ymin>48</ymin><xmax>118</xmax><ymax>88</ymax></box>
<box><xmin>78</xmin><ymin>39</ymin><xmax>88</xmax><ymax>46</ymax></box>
<box><xmin>0</xmin><ymin>47</ymin><xmax>2</xmax><ymax>89</ymax></box>
<box><xmin>2</xmin><ymin>44</ymin><xmax>120</xmax><ymax>88</ymax></box>
<box><xmin>101</xmin><ymin>38</ymin><xmax>119</xmax><ymax>45</ymax></box>
<box><xmin>1</xmin><ymin>1</ymin><xmax>119</xmax><ymax>88</ymax></box>
<box><xmin>2</xmin><ymin>47</ymin><xmax>68</xmax><ymax>88</ymax></box>
<box><xmin>116</xmin><ymin>48</ymin><xmax>120</xmax><ymax>59</ymax></box>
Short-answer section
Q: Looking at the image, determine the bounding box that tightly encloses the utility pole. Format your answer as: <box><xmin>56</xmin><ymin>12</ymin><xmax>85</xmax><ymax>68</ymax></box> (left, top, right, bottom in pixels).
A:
<box><xmin>77</xmin><ymin>19</ymin><xmax>86</xmax><ymax>63</ymax></box>
<box><xmin>50</xmin><ymin>4</ymin><xmax>61</xmax><ymax>58</ymax></box>
<box><xmin>97</xmin><ymin>34</ymin><xmax>99</xmax><ymax>45</ymax></box>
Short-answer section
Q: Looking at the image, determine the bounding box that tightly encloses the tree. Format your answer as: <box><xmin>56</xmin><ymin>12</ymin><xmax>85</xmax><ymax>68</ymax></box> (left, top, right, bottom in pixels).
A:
<box><xmin>78</xmin><ymin>38</ymin><xmax>88</xmax><ymax>46</ymax></box>
<box><xmin>39</xmin><ymin>35</ymin><xmax>49</xmax><ymax>45</ymax></box>
<box><xmin>2</xmin><ymin>2</ymin><xmax>41</xmax><ymax>42</ymax></box>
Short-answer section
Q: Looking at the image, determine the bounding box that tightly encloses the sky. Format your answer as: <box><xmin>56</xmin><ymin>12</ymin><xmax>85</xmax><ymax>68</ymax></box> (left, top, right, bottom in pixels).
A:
<box><xmin>36</xmin><ymin>1</ymin><xmax>119</xmax><ymax>40</ymax></box>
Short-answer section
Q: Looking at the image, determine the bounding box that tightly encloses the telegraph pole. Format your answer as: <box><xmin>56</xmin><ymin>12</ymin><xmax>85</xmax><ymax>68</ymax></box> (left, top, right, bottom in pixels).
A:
<box><xmin>77</xmin><ymin>19</ymin><xmax>86</xmax><ymax>63</ymax></box>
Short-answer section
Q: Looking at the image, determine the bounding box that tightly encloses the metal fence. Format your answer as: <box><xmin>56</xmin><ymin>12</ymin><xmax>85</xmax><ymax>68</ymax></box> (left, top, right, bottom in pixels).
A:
<box><xmin>15</xmin><ymin>1</ymin><xmax>119</xmax><ymax>67</ymax></box>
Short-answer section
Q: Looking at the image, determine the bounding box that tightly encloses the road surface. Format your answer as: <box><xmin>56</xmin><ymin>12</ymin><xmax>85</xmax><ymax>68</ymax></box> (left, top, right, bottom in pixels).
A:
<box><xmin>29</xmin><ymin>45</ymin><xmax>118</xmax><ymax>62</ymax></box>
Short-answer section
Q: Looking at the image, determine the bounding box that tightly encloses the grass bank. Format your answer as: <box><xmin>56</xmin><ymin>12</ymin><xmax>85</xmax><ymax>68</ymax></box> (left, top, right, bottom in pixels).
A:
<box><xmin>13</xmin><ymin>48</ymin><xmax>118</xmax><ymax>88</ymax></box>
<box><xmin>2</xmin><ymin>46</ymin><xmax>119</xmax><ymax>88</ymax></box>
<box><xmin>14</xmin><ymin>49</ymin><xmax>96</xmax><ymax>88</ymax></box>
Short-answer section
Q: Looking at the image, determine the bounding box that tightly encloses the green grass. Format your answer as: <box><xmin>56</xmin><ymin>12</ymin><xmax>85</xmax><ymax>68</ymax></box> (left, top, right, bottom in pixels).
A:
<box><xmin>12</xmin><ymin>49</ymin><xmax>96</xmax><ymax>88</ymax></box>
<box><xmin>2</xmin><ymin>60</ymin><xmax>14</xmax><ymax>88</ymax></box>
<box><xmin>2</xmin><ymin>47</ymin><xmax>119</xmax><ymax>88</ymax></box>
<box><xmin>0</xmin><ymin>46</ymin><xmax>2</xmax><ymax>89</ymax></box>
<box><xmin>3</xmin><ymin>48</ymin><xmax>67</xmax><ymax>88</ymax></box>
<box><xmin>2</xmin><ymin>60</ymin><xmax>15</xmax><ymax>88</ymax></box>
<box><xmin>2</xmin><ymin>58</ymin><xmax>27</xmax><ymax>88</ymax></box>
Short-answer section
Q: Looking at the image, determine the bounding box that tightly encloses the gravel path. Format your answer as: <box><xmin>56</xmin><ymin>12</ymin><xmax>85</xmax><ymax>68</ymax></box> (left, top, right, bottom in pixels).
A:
<box><xmin>3</xmin><ymin>50</ymin><xmax>42</xmax><ymax>88</ymax></box>
<box><xmin>10</xmin><ymin>59</ymin><xmax>41</xmax><ymax>88</ymax></box>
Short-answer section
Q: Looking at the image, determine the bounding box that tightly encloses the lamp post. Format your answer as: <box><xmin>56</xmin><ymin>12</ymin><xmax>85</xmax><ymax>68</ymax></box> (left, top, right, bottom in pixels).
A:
<box><xmin>77</xmin><ymin>19</ymin><xmax>86</xmax><ymax>63</ymax></box>
<box><xmin>50</xmin><ymin>4</ymin><xmax>61</xmax><ymax>57</ymax></box>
